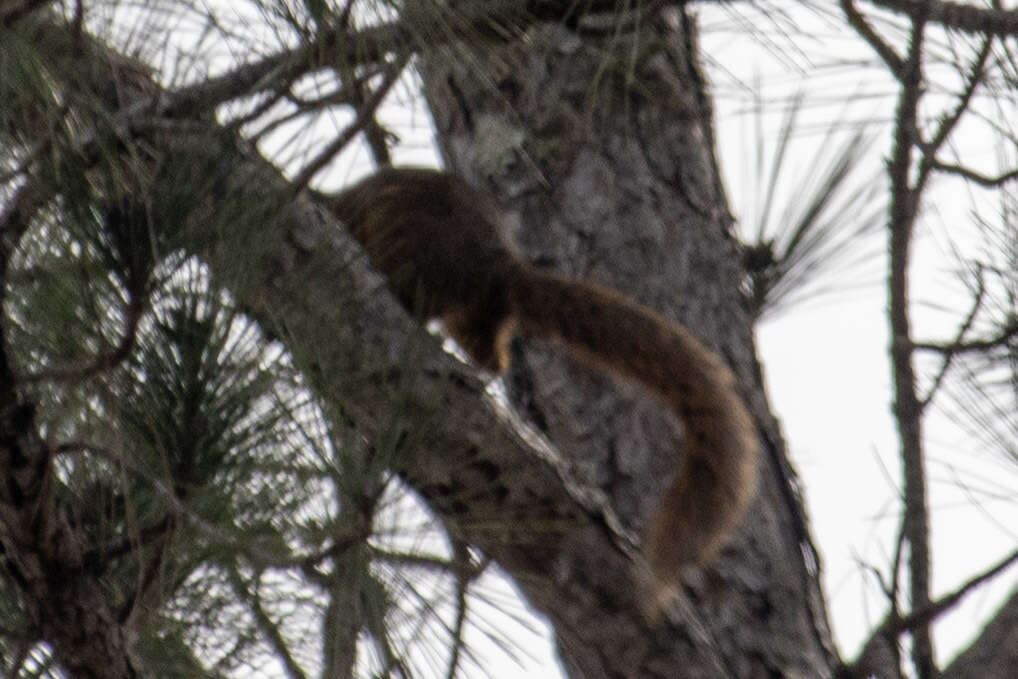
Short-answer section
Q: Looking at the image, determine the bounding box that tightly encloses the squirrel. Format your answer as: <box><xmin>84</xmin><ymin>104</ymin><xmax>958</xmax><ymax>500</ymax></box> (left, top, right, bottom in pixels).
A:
<box><xmin>324</xmin><ymin>167</ymin><xmax>758</xmax><ymax>609</ymax></box>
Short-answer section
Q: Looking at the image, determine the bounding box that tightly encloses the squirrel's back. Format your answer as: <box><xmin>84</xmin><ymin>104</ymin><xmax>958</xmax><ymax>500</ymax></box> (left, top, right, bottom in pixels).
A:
<box><xmin>328</xmin><ymin>168</ymin><xmax>758</xmax><ymax>608</ymax></box>
<box><xmin>328</xmin><ymin>168</ymin><xmax>517</xmax><ymax>368</ymax></box>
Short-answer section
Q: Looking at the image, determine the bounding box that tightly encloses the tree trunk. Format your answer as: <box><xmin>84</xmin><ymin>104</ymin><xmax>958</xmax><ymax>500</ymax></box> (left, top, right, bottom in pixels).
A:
<box><xmin>2</xmin><ymin>8</ymin><xmax>846</xmax><ymax>678</ymax></box>
<box><xmin>418</xmin><ymin>8</ymin><xmax>837</xmax><ymax>677</ymax></box>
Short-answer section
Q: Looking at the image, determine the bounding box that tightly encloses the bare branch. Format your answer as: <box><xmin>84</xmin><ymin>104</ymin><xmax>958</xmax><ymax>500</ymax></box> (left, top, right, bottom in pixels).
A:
<box><xmin>288</xmin><ymin>53</ymin><xmax>409</xmax><ymax>194</ymax></box>
<box><xmin>841</xmin><ymin>0</ymin><xmax>905</xmax><ymax>75</ymax></box>
<box><xmin>168</xmin><ymin>0</ymin><xmax>655</xmax><ymax>118</ymax></box>
<box><xmin>914</xmin><ymin>319</ymin><xmax>1018</xmax><ymax>356</ymax></box>
<box><xmin>888</xmin><ymin>544</ymin><xmax>1018</xmax><ymax>637</ymax></box>
<box><xmin>884</xmin><ymin>4</ymin><xmax>936</xmax><ymax>675</ymax></box>
<box><xmin>930</xmin><ymin>160</ymin><xmax>1018</xmax><ymax>187</ymax></box>
<box><xmin>872</xmin><ymin>0</ymin><xmax>1018</xmax><ymax>37</ymax></box>
<box><xmin>846</xmin><ymin>546</ymin><xmax>1018</xmax><ymax>678</ymax></box>
<box><xmin>922</xmin><ymin>29</ymin><xmax>994</xmax><ymax>160</ymax></box>
<box><xmin>445</xmin><ymin>541</ymin><xmax>474</xmax><ymax>679</ymax></box>
<box><xmin>918</xmin><ymin>269</ymin><xmax>987</xmax><ymax>408</ymax></box>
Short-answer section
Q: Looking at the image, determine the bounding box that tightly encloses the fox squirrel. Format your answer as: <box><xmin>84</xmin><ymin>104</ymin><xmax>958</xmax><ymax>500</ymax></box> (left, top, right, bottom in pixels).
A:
<box><xmin>325</xmin><ymin>167</ymin><xmax>758</xmax><ymax>608</ymax></box>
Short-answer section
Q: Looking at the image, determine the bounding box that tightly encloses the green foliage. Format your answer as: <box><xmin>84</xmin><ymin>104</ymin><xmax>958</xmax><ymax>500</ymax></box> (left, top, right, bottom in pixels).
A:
<box><xmin>735</xmin><ymin>92</ymin><xmax>888</xmax><ymax>319</ymax></box>
<box><xmin>1</xmin><ymin>151</ymin><xmax>521</xmax><ymax>677</ymax></box>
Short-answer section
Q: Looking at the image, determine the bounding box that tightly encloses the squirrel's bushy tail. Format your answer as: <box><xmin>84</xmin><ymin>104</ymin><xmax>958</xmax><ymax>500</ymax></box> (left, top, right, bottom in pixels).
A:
<box><xmin>507</xmin><ymin>265</ymin><xmax>758</xmax><ymax>598</ymax></box>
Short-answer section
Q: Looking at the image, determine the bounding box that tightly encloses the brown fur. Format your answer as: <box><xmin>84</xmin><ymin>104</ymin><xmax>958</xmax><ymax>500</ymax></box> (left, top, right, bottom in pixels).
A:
<box><xmin>326</xmin><ymin>167</ymin><xmax>758</xmax><ymax>607</ymax></box>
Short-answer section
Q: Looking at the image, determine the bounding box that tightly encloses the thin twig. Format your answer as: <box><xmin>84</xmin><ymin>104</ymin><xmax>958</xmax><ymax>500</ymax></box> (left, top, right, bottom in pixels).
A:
<box><xmin>840</xmin><ymin>0</ymin><xmax>905</xmax><ymax>75</ymax></box>
<box><xmin>226</xmin><ymin>567</ymin><xmax>309</xmax><ymax>679</ymax></box>
<box><xmin>288</xmin><ymin>52</ymin><xmax>409</xmax><ymax>194</ymax></box>
<box><xmin>445</xmin><ymin>541</ymin><xmax>472</xmax><ymax>679</ymax></box>
<box><xmin>18</xmin><ymin>295</ymin><xmax>145</xmax><ymax>384</ymax></box>
<box><xmin>57</xmin><ymin>440</ymin><xmax>326</xmax><ymax>571</ymax></box>
<box><xmin>846</xmin><ymin>544</ymin><xmax>1018</xmax><ymax>677</ymax></box>
<box><xmin>929</xmin><ymin>160</ymin><xmax>1018</xmax><ymax>187</ymax></box>
<box><xmin>872</xmin><ymin>0</ymin><xmax>1018</xmax><ymax>37</ymax></box>
<box><xmin>918</xmin><ymin>269</ymin><xmax>987</xmax><ymax>408</ymax></box>
<box><xmin>116</xmin><ymin>523</ymin><xmax>171</xmax><ymax>624</ymax></box>
<box><xmin>922</xmin><ymin>30</ymin><xmax>994</xmax><ymax>158</ymax></box>
<box><xmin>888</xmin><ymin>515</ymin><xmax>907</xmax><ymax>606</ymax></box>
<box><xmin>914</xmin><ymin>319</ymin><xmax>1018</xmax><ymax>354</ymax></box>
<box><xmin>167</xmin><ymin>0</ymin><xmax>626</xmax><ymax>119</ymax></box>
<box><xmin>888</xmin><ymin>544</ymin><xmax>1018</xmax><ymax>636</ymax></box>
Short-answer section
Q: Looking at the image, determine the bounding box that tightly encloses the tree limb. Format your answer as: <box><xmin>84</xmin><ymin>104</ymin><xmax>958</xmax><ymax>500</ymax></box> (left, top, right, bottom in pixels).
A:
<box><xmin>929</xmin><ymin>160</ymin><xmax>1018</xmax><ymax>187</ymax></box>
<box><xmin>884</xmin><ymin>5</ymin><xmax>936</xmax><ymax>676</ymax></box>
<box><xmin>6</xmin><ymin>14</ymin><xmax>739</xmax><ymax>677</ymax></box>
<box><xmin>871</xmin><ymin>0</ymin><xmax>1018</xmax><ymax>36</ymax></box>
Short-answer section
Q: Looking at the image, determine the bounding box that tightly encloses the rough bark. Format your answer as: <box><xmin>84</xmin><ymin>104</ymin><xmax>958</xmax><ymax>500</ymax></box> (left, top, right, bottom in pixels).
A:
<box><xmin>4</xmin><ymin>15</ymin><xmax>742</xmax><ymax>677</ymax></box>
<box><xmin>942</xmin><ymin>588</ymin><xmax>1018</xmax><ymax>679</ymax></box>
<box><xmin>5</xmin><ymin>6</ymin><xmax>1015</xmax><ymax>679</ymax></box>
<box><xmin>0</xmin><ymin>20</ymin><xmax>157</xmax><ymax>679</ymax></box>
<box><xmin>0</xmin><ymin>387</ymin><xmax>147</xmax><ymax>678</ymax></box>
<box><xmin>178</xmin><ymin>141</ymin><xmax>738</xmax><ymax>679</ymax></box>
<box><xmin>418</xmin><ymin>7</ymin><xmax>836</xmax><ymax>678</ymax></box>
